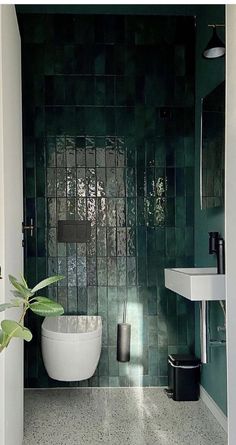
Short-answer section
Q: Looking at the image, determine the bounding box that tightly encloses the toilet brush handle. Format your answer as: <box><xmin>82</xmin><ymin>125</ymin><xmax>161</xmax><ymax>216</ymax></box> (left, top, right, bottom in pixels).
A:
<box><xmin>123</xmin><ymin>299</ymin><xmax>127</xmax><ymax>324</ymax></box>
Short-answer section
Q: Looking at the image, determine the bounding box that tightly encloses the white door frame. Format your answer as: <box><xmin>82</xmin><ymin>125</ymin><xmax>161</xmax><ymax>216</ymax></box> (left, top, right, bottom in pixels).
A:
<box><xmin>226</xmin><ymin>5</ymin><xmax>236</xmax><ymax>445</ymax></box>
<box><xmin>0</xmin><ymin>5</ymin><xmax>23</xmax><ymax>445</ymax></box>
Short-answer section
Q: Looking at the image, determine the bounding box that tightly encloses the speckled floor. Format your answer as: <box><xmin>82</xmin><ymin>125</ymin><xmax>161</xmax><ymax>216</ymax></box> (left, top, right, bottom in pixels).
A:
<box><xmin>23</xmin><ymin>388</ymin><xmax>227</xmax><ymax>445</ymax></box>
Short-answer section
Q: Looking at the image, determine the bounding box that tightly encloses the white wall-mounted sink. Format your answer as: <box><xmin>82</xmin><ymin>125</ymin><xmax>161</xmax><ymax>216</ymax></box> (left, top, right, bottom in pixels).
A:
<box><xmin>164</xmin><ymin>267</ymin><xmax>225</xmax><ymax>301</ymax></box>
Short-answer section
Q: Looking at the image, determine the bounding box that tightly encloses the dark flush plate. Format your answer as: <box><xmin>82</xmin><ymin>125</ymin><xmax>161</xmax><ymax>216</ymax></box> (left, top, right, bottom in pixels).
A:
<box><xmin>57</xmin><ymin>220</ymin><xmax>91</xmax><ymax>243</ymax></box>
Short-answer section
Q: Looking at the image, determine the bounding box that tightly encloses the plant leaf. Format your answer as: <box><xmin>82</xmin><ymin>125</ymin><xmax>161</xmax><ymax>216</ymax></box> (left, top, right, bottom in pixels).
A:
<box><xmin>11</xmin><ymin>290</ymin><xmax>26</xmax><ymax>299</ymax></box>
<box><xmin>0</xmin><ymin>303</ymin><xmax>15</xmax><ymax>312</ymax></box>
<box><xmin>1</xmin><ymin>320</ymin><xmax>32</xmax><ymax>342</ymax></box>
<box><xmin>0</xmin><ymin>329</ymin><xmax>4</xmax><ymax>344</ymax></box>
<box><xmin>20</xmin><ymin>274</ymin><xmax>28</xmax><ymax>289</ymax></box>
<box><xmin>0</xmin><ymin>298</ymin><xmax>24</xmax><ymax>312</ymax></box>
<box><xmin>29</xmin><ymin>298</ymin><xmax>64</xmax><ymax>317</ymax></box>
<box><xmin>8</xmin><ymin>275</ymin><xmax>32</xmax><ymax>299</ymax></box>
<box><xmin>31</xmin><ymin>275</ymin><xmax>64</xmax><ymax>294</ymax></box>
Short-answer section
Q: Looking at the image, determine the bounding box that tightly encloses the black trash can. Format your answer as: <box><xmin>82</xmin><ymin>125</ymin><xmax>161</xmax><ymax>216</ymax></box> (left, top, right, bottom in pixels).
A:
<box><xmin>168</xmin><ymin>354</ymin><xmax>201</xmax><ymax>401</ymax></box>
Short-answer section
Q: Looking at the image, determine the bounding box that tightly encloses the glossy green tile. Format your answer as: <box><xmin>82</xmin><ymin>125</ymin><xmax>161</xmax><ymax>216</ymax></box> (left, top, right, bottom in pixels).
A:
<box><xmin>23</xmin><ymin>13</ymin><xmax>195</xmax><ymax>389</ymax></box>
<box><xmin>76</xmin><ymin>137</ymin><xmax>86</xmax><ymax>167</ymax></box>
<box><xmin>127</xmin><ymin>227</ymin><xmax>136</xmax><ymax>256</ymax></box>
<box><xmin>116</xmin><ymin>168</ymin><xmax>125</xmax><ymax>197</ymax></box>
<box><xmin>68</xmin><ymin>287</ymin><xmax>78</xmax><ymax>314</ymax></box>
<box><xmin>57</xmin><ymin>197</ymin><xmax>67</xmax><ymax>220</ymax></box>
<box><xmin>97</xmin><ymin>198</ymin><xmax>107</xmax><ymax>226</ymax></box>
<box><xmin>116</xmin><ymin>198</ymin><xmax>126</xmax><ymax>227</ymax></box>
<box><xmin>99</xmin><ymin>347</ymin><xmax>109</xmax><ymax>376</ymax></box>
<box><xmin>106</xmin><ymin>167</ymin><xmax>116</xmax><ymax>197</ymax></box>
<box><xmin>107</xmin><ymin>257</ymin><xmax>117</xmax><ymax>285</ymax></box>
<box><xmin>105</xmin><ymin>107</ymin><xmax>116</xmax><ymax>134</ymax></box>
<box><xmin>77</xmin><ymin>287</ymin><xmax>87</xmax><ymax>315</ymax></box>
<box><xmin>97</xmin><ymin>168</ymin><xmax>106</xmax><ymax>197</ymax></box>
<box><xmin>108</xmin><ymin>347</ymin><xmax>119</xmax><ymax>376</ymax></box>
<box><xmin>116</xmin><ymin>257</ymin><xmax>127</xmax><ymax>286</ymax></box>
<box><xmin>86</xmin><ymin>168</ymin><xmax>96</xmax><ymax>197</ymax></box>
<box><xmin>97</xmin><ymin>258</ymin><xmax>107</xmax><ymax>286</ymax></box>
<box><xmin>117</xmin><ymin>228</ymin><xmax>126</xmax><ymax>256</ymax></box>
<box><xmin>58</xmin><ymin>286</ymin><xmax>68</xmax><ymax>312</ymax></box>
<box><xmin>107</xmin><ymin>227</ymin><xmax>116</xmax><ymax>256</ymax></box>
<box><xmin>126</xmin><ymin>257</ymin><xmax>136</xmax><ymax>286</ymax></box>
<box><xmin>126</xmin><ymin>167</ymin><xmax>136</xmax><ymax>197</ymax></box>
<box><xmin>87</xmin><ymin>257</ymin><xmax>97</xmax><ymax>286</ymax></box>
<box><xmin>87</xmin><ymin>286</ymin><xmax>98</xmax><ymax>315</ymax></box>
<box><xmin>25</xmin><ymin>168</ymin><xmax>35</xmax><ymax>198</ymax></box>
<box><xmin>149</xmin><ymin>347</ymin><xmax>158</xmax><ymax>376</ymax></box>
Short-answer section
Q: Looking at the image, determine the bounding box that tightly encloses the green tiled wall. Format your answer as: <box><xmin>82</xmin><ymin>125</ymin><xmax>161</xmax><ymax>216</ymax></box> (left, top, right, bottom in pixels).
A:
<box><xmin>18</xmin><ymin>13</ymin><xmax>195</xmax><ymax>388</ymax></box>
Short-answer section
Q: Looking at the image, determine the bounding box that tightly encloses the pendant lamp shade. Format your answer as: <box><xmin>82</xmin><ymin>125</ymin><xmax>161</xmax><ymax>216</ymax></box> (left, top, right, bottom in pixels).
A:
<box><xmin>203</xmin><ymin>27</ymin><xmax>225</xmax><ymax>59</ymax></box>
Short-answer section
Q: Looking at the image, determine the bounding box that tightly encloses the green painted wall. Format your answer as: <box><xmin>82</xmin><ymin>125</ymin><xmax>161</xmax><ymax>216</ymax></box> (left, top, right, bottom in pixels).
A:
<box><xmin>194</xmin><ymin>6</ymin><xmax>226</xmax><ymax>414</ymax></box>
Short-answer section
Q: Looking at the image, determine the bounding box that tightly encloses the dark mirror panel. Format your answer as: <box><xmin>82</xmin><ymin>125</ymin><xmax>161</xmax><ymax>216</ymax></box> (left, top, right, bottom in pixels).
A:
<box><xmin>201</xmin><ymin>81</ymin><xmax>225</xmax><ymax>210</ymax></box>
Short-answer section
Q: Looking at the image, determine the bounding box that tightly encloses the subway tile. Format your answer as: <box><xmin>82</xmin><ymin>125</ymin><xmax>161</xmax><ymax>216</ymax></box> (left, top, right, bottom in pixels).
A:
<box><xmin>76</xmin><ymin>137</ymin><xmax>86</xmax><ymax>167</ymax></box>
<box><xmin>68</xmin><ymin>287</ymin><xmax>78</xmax><ymax>314</ymax></box>
<box><xmin>86</xmin><ymin>168</ymin><xmax>96</xmax><ymax>197</ymax></box>
<box><xmin>87</xmin><ymin>198</ymin><xmax>96</xmax><ymax>226</ymax></box>
<box><xmin>106</xmin><ymin>198</ymin><xmax>116</xmax><ymax>226</ymax></box>
<box><xmin>107</xmin><ymin>227</ymin><xmax>116</xmax><ymax>256</ymax></box>
<box><xmin>23</xmin><ymin>14</ymin><xmax>195</xmax><ymax>389</ymax></box>
<box><xmin>116</xmin><ymin>257</ymin><xmax>127</xmax><ymax>286</ymax></box>
<box><xmin>127</xmin><ymin>257</ymin><xmax>136</xmax><ymax>286</ymax></box>
<box><xmin>117</xmin><ymin>228</ymin><xmax>126</xmax><ymax>256</ymax></box>
<box><xmin>116</xmin><ymin>137</ymin><xmax>126</xmax><ymax>167</ymax></box>
<box><xmin>97</xmin><ymin>226</ymin><xmax>107</xmax><ymax>256</ymax></box>
<box><xmin>87</xmin><ymin>286</ymin><xmax>98</xmax><ymax>315</ymax></box>
<box><xmin>96</xmin><ymin>138</ymin><xmax>106</xmax><ymax>167</ymax></box>
<box><xmin>97</xmin><ymin>198</ymin><xmax>107</xmax><ymax>226</ymax></box>
<box><xmin>87</xmin><ymin>257</ymin><xmax>97</xmax><ymax>286</ymax></box>
<box><xmin>67</xmin><ymin>198</ymin><xmax>76</xmax><ymax>220</ymax></box>
<box><xmin>116</xmin><ymin>198</ymin><xmax>126</xmax><ymax>227</ymax></box>
<box><xmin>97</xmin><ymin>168</ymin><xmax>106</xmax><ymax>197</ymax></box>
<box><xmin>77</xmin><ymin>257</ymin><xmax>87</xmax><ymax>287</ymax></box>
<box><xmin>126</xmin><ymin>167</ymin><xmax>136</xmax><ymax>197</ymax></box>
<box><xmin>106</xmin><ymin>167</ymin><xmax>116</xmax><ymax>197</ymax></box>
<box><xmin>127</xmin><ymin>227</ymin><xmax>136</xmax><ymax>256</ymax></box>
<box><xmin>97</xmin><ymin>258</ymin><xmax>107</xmax><ymax>286</ymax></box>
<box><xmin>107</xmin><ymin>257</ymin><xmax>117</xmax><ymax>286</ymax></box>
<box><xmin>66</xmin><ymin>168</ymin><xmax>76</xmax><ymax>197</ymax></box>
<box><xmin>57</xmin><ymin>197</ymin><xmax>67</xmax><ymax>220</ymax></box>
<box><xmin>77</xmin><ymin>287</ymin><xmax>87</xmax><ymax>315</ymax></box>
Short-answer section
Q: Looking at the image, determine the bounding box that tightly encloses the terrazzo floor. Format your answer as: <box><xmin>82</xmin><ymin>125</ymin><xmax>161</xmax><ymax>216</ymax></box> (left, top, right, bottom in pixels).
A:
<box><xmin>23</xmin><ymin>388</ymin><xmax>227</xmax><ymax>445</ymax></box>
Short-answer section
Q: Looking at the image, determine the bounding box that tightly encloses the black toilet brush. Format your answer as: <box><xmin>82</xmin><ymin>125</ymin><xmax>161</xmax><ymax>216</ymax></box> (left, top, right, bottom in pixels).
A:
<box><xmin>117</xmin><ymin>299</ymin><xmax>131</xmax><ymax>362</ymax></box>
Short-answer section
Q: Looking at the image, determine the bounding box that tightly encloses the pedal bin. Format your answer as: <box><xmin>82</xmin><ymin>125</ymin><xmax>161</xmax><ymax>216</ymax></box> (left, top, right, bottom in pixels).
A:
<box><xmin>168</xmin><ymin>354</ymin><xmax>201</xmax><ymax>401</ymax></box>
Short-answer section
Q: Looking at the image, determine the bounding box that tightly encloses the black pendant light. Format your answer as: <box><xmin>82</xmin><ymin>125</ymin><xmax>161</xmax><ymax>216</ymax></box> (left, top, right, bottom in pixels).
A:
<box><xmin>203</xmin><ymin>25</ymin><xmax>225</xmax><ymax>59</ymax></box>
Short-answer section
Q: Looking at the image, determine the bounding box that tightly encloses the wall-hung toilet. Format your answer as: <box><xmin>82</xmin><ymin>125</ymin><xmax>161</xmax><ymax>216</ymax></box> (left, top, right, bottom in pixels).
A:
<box><xmin>41</xmin><ymin>315</ymin><xmax>102</xmax><ymax>381</ymax></box>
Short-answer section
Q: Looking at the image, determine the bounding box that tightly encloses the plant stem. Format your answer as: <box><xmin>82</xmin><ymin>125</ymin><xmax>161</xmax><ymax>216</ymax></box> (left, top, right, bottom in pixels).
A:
<box><xmin>19</xmin><ymin>304</ymin><xmax>28</xmax><ymax>325</ymax></box>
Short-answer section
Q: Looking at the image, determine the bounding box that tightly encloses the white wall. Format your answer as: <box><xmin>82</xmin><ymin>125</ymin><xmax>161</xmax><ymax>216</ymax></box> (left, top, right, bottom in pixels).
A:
<box><xmin>226</xmin><ymin>5</ymin><xmax>236</xmax><ymax>445</ymax></box>
<box><xmin>0</xmin><ymin>5</ymin><xmax>23</xmax><ymax>445</ymax></box>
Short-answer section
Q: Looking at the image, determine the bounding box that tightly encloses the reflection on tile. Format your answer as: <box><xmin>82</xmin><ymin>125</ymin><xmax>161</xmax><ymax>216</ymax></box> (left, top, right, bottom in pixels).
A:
<box><xmin>97</xmin><ymin>226</ymin><xmax>107</xmax><ymax>256</ymax></box>
<box><xmin>107</xmin><ymin>227</ymin><xmax>116</xmax><ymax>256</ymax></box>
<box><xmin>107</xmin><ymin>198</ymin><xmax>116</xmax><ymax>226</ymax></box>
<box><xmin>77</xmin><ymin>168</ymin><xmax>86</xmax><ymax>197</ymax></box>
<box><xmin>117</xmin><ymin>228</ymin><xmax>126</xmax><ymax>256</ymax></box>
<box><xmin>77</xmin><ymin>257</ymin><xmax>86</xmax><ymax>287</ymax></box>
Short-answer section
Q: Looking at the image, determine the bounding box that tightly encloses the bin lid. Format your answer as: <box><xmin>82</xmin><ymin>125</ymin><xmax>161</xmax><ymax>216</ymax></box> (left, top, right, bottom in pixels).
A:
<box><xmin>168</xmin><ymin>354</ymin><xmax>201</xmax><ymax>366</ymax></box>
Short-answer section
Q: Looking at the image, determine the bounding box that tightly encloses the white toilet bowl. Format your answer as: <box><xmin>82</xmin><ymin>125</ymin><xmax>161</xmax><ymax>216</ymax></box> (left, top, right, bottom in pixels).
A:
<box><xmin>41</xmin><ymin>315</ymin><xmax>102</xmax><ymax>381</ymax></box>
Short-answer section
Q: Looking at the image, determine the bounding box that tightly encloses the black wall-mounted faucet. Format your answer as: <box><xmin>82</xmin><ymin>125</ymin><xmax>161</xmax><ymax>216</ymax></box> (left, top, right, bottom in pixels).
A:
<box><xmin>209</xmin><ymin>232</ymin><xmax>225</xmax><ymax>274</ymax></box>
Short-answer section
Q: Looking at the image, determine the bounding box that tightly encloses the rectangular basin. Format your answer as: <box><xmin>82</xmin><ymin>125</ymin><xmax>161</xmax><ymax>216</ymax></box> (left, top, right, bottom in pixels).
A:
<box><xmin>164</xmin><ymin>267</ymin><xmax>225</xmax><ymax>301</ymax></box>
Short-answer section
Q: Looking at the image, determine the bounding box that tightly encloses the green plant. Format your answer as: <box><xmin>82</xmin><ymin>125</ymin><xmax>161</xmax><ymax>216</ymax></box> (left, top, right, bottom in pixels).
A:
<box><xmin>0</xmin><ymin>274</ymin><xmax>64</xmax><ymax>352</ymax></box>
